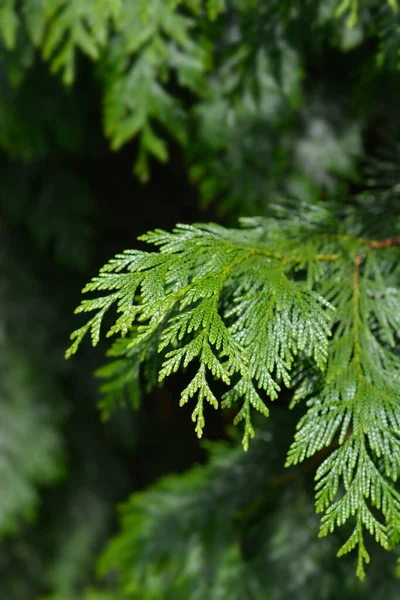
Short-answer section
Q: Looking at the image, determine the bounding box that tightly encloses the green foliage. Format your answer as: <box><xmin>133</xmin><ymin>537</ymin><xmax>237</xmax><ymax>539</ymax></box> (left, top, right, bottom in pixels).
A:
<box><xmin>98</xmin><ymin>427</ymin><xmax>294</xmax><ymax>599</ymax></box>
<box><xmin>42</xmin><ymin>590</ymin><xmax>125</xmax><ymax>600</ymax></box>
<box><xmin>287</xmin><ymin>249</ymin><xmax>400</xmax><ymax>578</ymax></box>
<box><xmin>67</xmin><ymin>220</ymin><xmax>333</xmax><ymax>447</ymax></box>
<box><xmin>0</xmin><ymin>177</ymin><xmax>126</xmax><ymax>599</ymax></box>
<box><xmin>336</xmin><ymin>0</ymin><xmax>397</xmax><ymax>29</ymax></box>
<box><xmin>69</xmin><ymin>210</ymin><xmax>400</xmax><ymax>576</ymax></box>
<box><xmin>42</xmin><ymin>0</ymin><xmax>121</xmax><ymax>84</ymax></box>
<box><xmin>98</xmin><ymin>421</ymin><xmax>400</xmax><ymax>598</ymax></box>
<box><xmin>0</xmin><ymin>0</ymin><xmax>210</xmax><ymax>179</ymax></box>
<box><xmin>4</xmin><ymin>0</ymin><xmax>400</xmax><ymax>593</ymax></box>
<box><xmin>99</xmin><ymin>0</ymin><xmax>208</xmax><ymax>180</ymax></box>
<box><xmin>0</xmin><ymin>0</ymin><xmax>19</xmax><ymax>50</ymax></box>
<box><xmin>0</xmin><ymin>342</ymin><xmax>64</xmax><ymax>536</ymax></box>
<box><xmin>0</xmin><ymin>237</ymin><xmax>65</xmax><ymax>537</ymax></box>
<box><xmin>0</xmin><ymin>54</ymin><xmax>87</xmax><ymax>159</ymax></box>
<box><xmin>0</xmin><ymin>166</ymin><xmax>94</xmax><ymax>268</ymax></box>
<box><xmin>0</xmin><ymin>0</ymin><xmax>393</xmax><ymax>186</ymax></box>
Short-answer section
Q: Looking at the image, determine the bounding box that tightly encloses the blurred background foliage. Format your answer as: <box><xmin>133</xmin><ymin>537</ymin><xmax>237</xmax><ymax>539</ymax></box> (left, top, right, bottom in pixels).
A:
<box><xmin>1</xmin><ymin>0</ymin><xmax>400</xmax><ymax>598</ymax></box>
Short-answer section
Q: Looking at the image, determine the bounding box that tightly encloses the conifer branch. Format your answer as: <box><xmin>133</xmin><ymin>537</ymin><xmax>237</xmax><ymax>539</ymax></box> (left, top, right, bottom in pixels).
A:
<box><xmin>68</xmin><ymin>222</ymin><xmax>334</xmax><ymax>448</ymax></box>
<box><xmin>287</xmin><ymin>246</ymin><xmax>400</xmax><ymax>578</ymax></box>
<box><xmin>67</xmin><ymin>216</ymin><xmax>400</xmax><ymax>577</ymax></box>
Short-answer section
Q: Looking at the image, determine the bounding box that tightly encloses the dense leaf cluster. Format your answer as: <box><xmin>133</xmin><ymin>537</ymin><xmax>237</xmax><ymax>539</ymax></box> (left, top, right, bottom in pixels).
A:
<box><xmin>2</xmin><ymin>0</ymin><xmax>400</xmax><ymax>597</ymax></box>
<box><xmin>69</xmin><ymin>209</ymin><xmax>400</xmax><ymax>577</ymax></box>
<box><xmin>0</xmin><ymin>0</ymin><xmax>397</xmax><ymax>187</ymax></box>
<box><xmin>99</xmin><ymin>418</ymin><xmax>400</xmax><ymax>599</ymax></box>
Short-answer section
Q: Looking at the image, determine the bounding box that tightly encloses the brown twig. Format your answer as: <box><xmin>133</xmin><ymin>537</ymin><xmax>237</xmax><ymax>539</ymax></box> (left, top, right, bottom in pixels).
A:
<box><xmin>368</xmin><ymin>237</ymin><xmax>400</xmax><ymax>249</ymax></box>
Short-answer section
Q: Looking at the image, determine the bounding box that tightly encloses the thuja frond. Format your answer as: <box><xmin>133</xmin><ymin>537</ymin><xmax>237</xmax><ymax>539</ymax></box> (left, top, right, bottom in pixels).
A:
<box><xmin>68</xmin><ymin>221</ymin><xmax>334</xmax><ymax>448</ymax></box>
<box><xmin>68</xmin><ymin>216</ymin><xmax>400</xmax><ymax>575</ymax></box>
<box><xmin>97</xmin><ymin>421</ymin><xmax>303</xmax><ymax>600</ymax></box>
<box><xmin>42</xmin><ymin>0</ymin><xmax>121</xmax><ymax>84</ymax></box>
<box><xmin>287</xmin><ymin>249</ymin><xmax>400</xmax><ymax>578</ymax></box>
<box><xmin>95</xmin><ymin>333</ymin><xmax>148</xmax><ymax>420</ymax></box>
<box><xmin>100</xmin><ymin>0</ymin><xmax>209</xmax><ymax>180</ymax></box>
<box><xmin>99</xmin><ymin>414</ymin><xmax>400</xmax><ymax>598</ymax></box>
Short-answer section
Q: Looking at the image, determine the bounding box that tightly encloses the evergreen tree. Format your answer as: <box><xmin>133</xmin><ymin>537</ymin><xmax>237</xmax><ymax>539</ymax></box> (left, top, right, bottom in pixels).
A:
<box><xmin>1</xmin><ymin>0</ymin><xmax>400</xmax><ymax>598</ymax></box>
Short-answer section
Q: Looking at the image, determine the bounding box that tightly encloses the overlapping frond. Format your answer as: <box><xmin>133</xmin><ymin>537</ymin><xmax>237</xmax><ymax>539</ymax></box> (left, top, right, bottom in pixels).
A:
<box><xmin>68</xmin><ymin>215</ymin><xmax>400</xmax><ymax>575</ymax></box>
<box><xmin>68</xmin><ymin>221</ymin><xmax>333</xmax><ymax>447</ymax></box>
<box><xmin>98</xmin><ymin>417</ymin><xmax>400</xmax><ymax>598</ymax></box>
<box><xmin>1</xmin><ymin>0</ymin><xmax>392</xmax><ymax>188</ymax></box>
<box><xmin>97</xmin><ymin>424</ymin><xmax>297</xmax><ymax>600</ymax></box>
<box><xmin>100</xmin><ymin>0</ymin><xmax>208</xmax><ymax>180</ymax></box>
<box><xmin>287</xmin><ymin>251</ymin><xmax>400</xmax><ymax>577</ymax></box>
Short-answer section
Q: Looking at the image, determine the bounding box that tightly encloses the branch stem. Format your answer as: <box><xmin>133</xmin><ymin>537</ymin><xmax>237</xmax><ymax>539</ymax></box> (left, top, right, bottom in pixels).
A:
<box><xmin>368</xmin><ymin>237</ymin><xmax>400</xmax><ymax>249</ymax></box>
